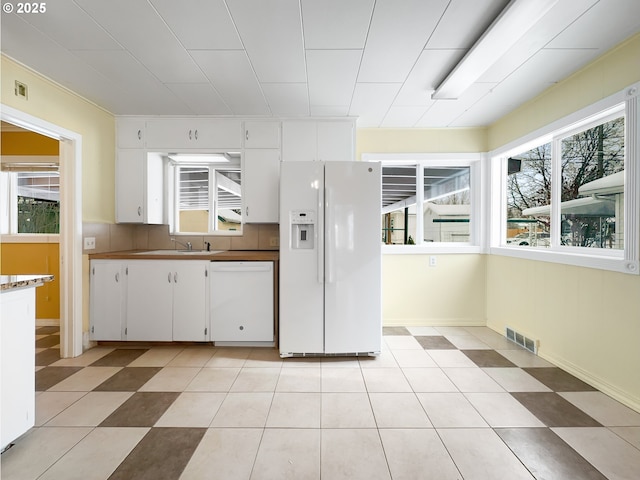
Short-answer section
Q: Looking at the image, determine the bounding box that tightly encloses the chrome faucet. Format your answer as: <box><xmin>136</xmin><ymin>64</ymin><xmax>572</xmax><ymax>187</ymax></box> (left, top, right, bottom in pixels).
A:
<box><xmin>171</xmin><ymin>238</ymin><xmax>193</xmax><ymax>251</ymax></box>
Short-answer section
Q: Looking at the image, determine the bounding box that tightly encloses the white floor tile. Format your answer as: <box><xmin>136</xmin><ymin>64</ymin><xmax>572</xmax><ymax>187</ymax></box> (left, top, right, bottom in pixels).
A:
<box><xmin>211</xmin><ymin>392</ymin><xmax>273</xmax><ymax>427</ymax></box>
<box><xmin>127</xmin><ymin>347</ymin><xmax>183</xmax><ymax>367</ymax></box>
<box><xmin>266</xmin><ymin>393</ymin><xmax>321</xmax><ymax>428</ymax></box>
<box><xmin>435</xmin><ymin>326</ymin><xmax>472</xmax><ymax>336</ymax></box>
<box><xmin>445</xmin><ymin>335</ymin><xmax>492</xmax><ymax>350</ymax></box>
<box><xmin>37</xmin><ymin>427</ymin><xmax>148</xmax><ymax>480</ymax></box>
<box><xmin>359</xmin><ymin>351</ymin><xmax>399</xmax><ymax>368</ymax></box>
<box><xmin>276</xmin><ymin>367</ymin><xmax>322</xmax><ymax>392</ymax></box>
<box><xmin>380</xmin><ymin>429</ymin><xmax>461</xmax><ymax>479</ymax></box>
<box><xmin>252</xmin><ymin>429</ymin><xmax>320</xmax><ymax>480</ymax></box>
<box><xmin>610</xmin><ymin>427</ymin><xmax>640</xmax><ymax>450</ymax></box>
<box><xmin>138</xmin><ymin>367</ymin><xmax>201</xmax><ymax>392</ymax></box>
<box><xmin>181</xmin><ymin>428</ymin><xmax>263</xmax><ymax>480</ymax></box>
<box><xmin>465</xmin><ymin>392</ymin><xmax>545</xmax><ymax>427</ymax></box>
<box><xmin>244</xmin><ymin>348</ymin><xmax>284</xmax><ymax>367</ymax></box>
<box><xmin>46</xmin><ymin>391</ymin><xmax>133</xmax><ymax>427</ymax></box>
<box><xmin>230</xmin><ymin>367</ymin><xmax>280</xmax><ymax>392</ymax></box>
<box><xmin>50</xmin><ymin>347</ymin><xmax>115</xmax><ymax>367</ymax></box>
<box><xmin>553</xmin><ymin>427</ymin><xmax>640</xmax><ymax>480</ymax></box>
<box><xmin>406</xmin><ymin>326</ymin><xmax>440</xmax><ymax>336</ymax></box>
<box><xmin>391</xmin><ymin>349</ymin><xmax>438</xmax><ymax>368</ymax></box>
<box><xmin>167</xmin><ymin>347</ymin><xmax>216</xmax><ymax>367</ymax></box>
<box><xmin>427</xmin><ymin>350</ymin><xmax>477</xmax><ymax>368</ymax></box>
<box><xmin>442</xmin><ymin>367</ymin><xmax>505</xmax><ymax>392</ymax></box>
<box><xmin>48</xmin><ymin>367</ymin><xmax>122</xmax><ymax>392</ymax></box>
<box><xmin>206</xmin><ymin>347</ymin><xmax>251</xmax><ymax>367</ymax></box>
<box><xmin>280</xmin><ymin>357</ymin><xmax>322</xmax><ymax>368</ymax></box>
<box><xmin>0</xmin><ymin>427</ymin><xmax>93</xmax><ymax>480</ymax></box>
<box><xmin>495</xmin><ymin>349</ymin><xmax>554</xmax><ymax>368</ymax></box>
<box><xmin>186</xmin><ymin>367</ymin><xmax>240</xmax><ymax>392</ymax></box>
<box><xmin>155</xmin><ymin>392</ymin><xmax>226</xmax><ymax>427</ymax></box>
<box><xmin>321</xmin><ymin>367</ymin><xmax>366</xmax><ymax>392</ymax></box>
<box><xmin>483</xmin><ymin>367</ymin><xmax>552</xmax><ymax>392</ymax></box>
<box><xmin>416</xmin><ymin>393</ymin><xmax>488</xmax><ymax>428</ymax></box>
<box><xmin>383</xmin><ymin>336</ymin><xmax>423</xmax><ymax>350</ymax></box>
<box><xmin>369</xmin><ymin>393</ymin><xmax>431</xmax><ymax>428</ymax></box>
<box><xmin>402</xmin><ymin>368</ymin><xmax>459</xmax><ymax>393</ymax></box>
<box><xmin>559</xmin><ymin>392</ymin><xmax>640</xmax><ymax>426</ymax></box>
<box><xmin>321</xmin><ymin>393</ymin><xmax>376</xmax><ymax>428</ymax></box>
<box><xmin>361</xmin><ymin>368</ymin><xmax>412</xmax><ymax>392</ymax></box>
<box><xmin>321</xmin><ymin>429</ymin><xmax>391</xmax><ymax>480</ymax></box>
<box><xmin>35</xmin><ymin>391</ymin><xmax>86</xmax><ymax>426</ymax></box>
<box><xmin>438</xmin><ymin>428</ymin><xmax>535</xmax><ymax>479</ymax></box>
<box><xmin>321</xmin><ymin>357</ymin><xmax>361</xmax><ymax>368</ymax></box>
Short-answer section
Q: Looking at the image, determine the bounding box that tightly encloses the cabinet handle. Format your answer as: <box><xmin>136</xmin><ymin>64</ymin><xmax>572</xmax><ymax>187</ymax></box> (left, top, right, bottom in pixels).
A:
<box><xmin>188</xmin><ymin>129</ymin><xmax>192</xmax><ymax>140</ymax></box>
<box><xmin>137</xmin><ymin>129</ymin><xmax>141</xmax><ymax>140</ymax></box>
<box><xmin>168</xmin><ymin>272</ymin><xmax>172</xmax><ymax>283</ymax></box>
<box><xmin>115</xmin><ymin>272</ymin><xmax>119</xmax><ymax>282</ymax></box>
<box><xmin>246</xmin><ymin>206</ymin><xmax>249</xmax><ymax>216</ymax></box>
<box><xmin>137</xmin><ymin>206</ymin><xmax>142</xmax><ymax>216</ymax></box>
<box><xmin>194</xmin><ymin>129</ymin><xmax>198</xmax><ymax>140</ymax></box>
<box><xmin>174</xmin><ymin>272</ymin><xmax>178</xmax><ymax>283</ymax></box>
<box><xmin>246</xmin><ymin>130</ymin><xmax>249</xmax><ymax>141</ymax></box>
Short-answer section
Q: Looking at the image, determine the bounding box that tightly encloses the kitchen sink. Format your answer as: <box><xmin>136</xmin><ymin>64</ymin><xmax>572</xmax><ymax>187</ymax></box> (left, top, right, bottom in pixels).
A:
<box><xmin>134</xmin><ymin>249</ymin><xmax>224</xmax><ymax>255</ymax></box>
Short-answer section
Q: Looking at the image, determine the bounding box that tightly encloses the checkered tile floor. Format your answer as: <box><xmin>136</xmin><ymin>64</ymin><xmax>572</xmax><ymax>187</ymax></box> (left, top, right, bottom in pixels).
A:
<box><xmin>2</xmin><ymin>325</ymin><xmax>640</xmax><ymax>479</ymax></box>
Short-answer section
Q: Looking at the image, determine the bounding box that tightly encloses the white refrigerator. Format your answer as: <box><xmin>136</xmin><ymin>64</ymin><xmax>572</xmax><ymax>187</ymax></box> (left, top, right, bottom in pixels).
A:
<box><xmin>279</xmin><ymin>161</ymin><xmax>382</xmax><ymax>357</ymax></box>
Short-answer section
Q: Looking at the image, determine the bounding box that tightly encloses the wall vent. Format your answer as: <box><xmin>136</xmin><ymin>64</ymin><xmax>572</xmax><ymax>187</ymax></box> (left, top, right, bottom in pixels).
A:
<box><xmin>505</xmin><ymin>326</ymin><xmax>538</xmax><ymax>354</ymax></box>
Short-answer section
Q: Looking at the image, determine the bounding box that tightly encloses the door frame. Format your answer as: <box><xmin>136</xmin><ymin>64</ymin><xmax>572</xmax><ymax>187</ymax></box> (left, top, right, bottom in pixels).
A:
<box><xmin>1</xmin><ymin>104</ymin><xmax>83</xmax><ymax>357</ymax></box>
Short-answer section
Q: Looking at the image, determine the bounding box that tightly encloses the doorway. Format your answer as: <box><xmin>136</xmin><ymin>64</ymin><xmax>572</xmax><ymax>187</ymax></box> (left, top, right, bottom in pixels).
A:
<box><xmin>1</xmin><ymin>104</ymin><xmax>83</xmax><ymax>358</ymax></box>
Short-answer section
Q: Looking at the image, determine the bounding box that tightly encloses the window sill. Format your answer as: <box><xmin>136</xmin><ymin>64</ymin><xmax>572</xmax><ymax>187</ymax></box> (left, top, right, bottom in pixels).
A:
<box><xmin>383</xmin><ymin>244</ymin><xmax>484</xmax><ymax>255</ymax></box>
<box><xmin>490</xmin><ymin>246</ymin><xmax>638</xmax><ymax>275</ymax></box>
<box><xmin>0</xmin><ymin>234</ymin><xmax>60</xmax><ymax>244</ymax></box>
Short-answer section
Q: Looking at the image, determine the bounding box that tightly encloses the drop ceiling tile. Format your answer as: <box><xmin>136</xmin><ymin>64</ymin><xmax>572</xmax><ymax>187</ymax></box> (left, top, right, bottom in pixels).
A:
<box><xmin>306</xmin><ymin>50</ymin><xmax>361</xmax><ymax>106</ymax></box>
<box><xmin>415</xmin><ymin>83</ymin><xmax>495</xmax><ymax>127</ymax></box>
<box><xmin>310</xmin><ymin>106</ymin><xmax>350</xmax><ymax>116</ymax></box>
<box><xmin>381</xmin><ymin>106</ymin><xmax>430</xmax><ymax>127</ymax></box>
<box><xmin>548</xmin><ymin>0</ymin><xmax>640</xmax><ymax>49</ymax></box>
<box><xmin>394</xmin><ymin>50</ymin><xmax>464</xmax><ymax>106</ymax></box>
<box><xmin>190</xmin><ymin>50</ymin><xmax>270</xmax><ymax>115</ymax></box>
<box><xmin>261</xmin><ymin>84</ymin><xmax>309</xmax><ymax>115</ymax></box>
<box><xmin>426</xmin><ymin>0</ymin><xmax>509</xmax><ymax>49</ymax></box>
<box><xmin>302</xmin><ymin>0</ymin><xmax>374</xmax><ymax>49</ymax></box>
<box><xmin>349</xmin><ymin>83</ymin><xmax>402</xmax><ymax>127</ymax></box>
<box><xmin>226</xmin><ymin>0</ymin><xmax>306</xmax><ymax>83</ymax></box>
<box><xmin>76</xmin><ymin>0</ymin><xmax>206</xmax><ymax>83</ymax></box>
<box><xmin>15</xmin><ymin>0</ymin><xmax>121</xmax><ymax>51</ymax></box>
<box><xmin>150</xmin><ymin>0</ymin><xmax>243</xmax><ymax>50</ymax></box>
<box><xmin>164</xmin><ymin>84</ymin><xmax>233</xmax><ymax>115</ymax></box>
<box><xmin>357</xmin><ymin>0</ymin><xmax>448</xmax><ymax>83</ymax></box>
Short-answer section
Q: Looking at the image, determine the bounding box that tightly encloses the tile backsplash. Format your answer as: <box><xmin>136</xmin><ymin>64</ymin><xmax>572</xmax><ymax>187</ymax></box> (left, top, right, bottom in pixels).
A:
<box><xmin>83</xmin><ymin>223</ymin><xmax>279</xmax><ymax>254</ymax></box>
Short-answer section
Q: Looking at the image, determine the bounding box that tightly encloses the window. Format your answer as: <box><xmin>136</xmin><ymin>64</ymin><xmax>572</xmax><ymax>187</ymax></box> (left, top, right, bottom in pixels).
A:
<box><xmin>169</xmin><ymin>152</ymin><xmax>242</xmax><ymax>234</ymax></box>
<box><xmin>370</xmin><ymin>154</ymin><xmax>481</xmax><ymax>251</ymax></box>
<box><xmin>492</xmin><ymin>82</ymin><xmax>639</xmax><ymax>274</ymax></box>
<box><xmin>0</xmin><ymin>170</ymin><xmax>60</xmax><ymax>234</ymax></box>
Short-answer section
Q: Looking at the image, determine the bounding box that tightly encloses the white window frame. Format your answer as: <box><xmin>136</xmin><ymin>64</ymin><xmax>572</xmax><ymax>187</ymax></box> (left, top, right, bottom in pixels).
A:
<box><xmin>489</xmin><ymin>82</ymin><xmax>640</xmax><ymax>275</ymax></box>
<box><xmin>362</xmin><ymin>153</ymin><xmax>485</xmax><ymax>254</ymax></box>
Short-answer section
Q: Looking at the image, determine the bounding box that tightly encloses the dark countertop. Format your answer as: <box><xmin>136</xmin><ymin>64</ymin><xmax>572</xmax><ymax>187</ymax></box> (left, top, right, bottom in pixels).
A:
<box><xmin>1</xmin><ymin>274</ymin><xmax>55</xmax><ymax>292</ymax></box>
<box><xmin>89</xmin><ymin>250</ymin><xmax>279</xmax><ymax>262</ymax></box>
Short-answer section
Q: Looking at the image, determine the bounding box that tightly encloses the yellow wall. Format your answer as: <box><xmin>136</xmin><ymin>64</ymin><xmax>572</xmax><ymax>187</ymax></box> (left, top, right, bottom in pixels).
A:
<box><xmin>485</xmin><ymin>33</ymin><xmax>640</xmax><ymax>410</ymax></box>
<box><xmin>1</xmin><ymin>243</ymin><xmax>60</xmax><ymax>320</ymax></box>
<box><xmin>1</xmin><ymin>55</ymin><xmax>116</xmax><ymax>222</ymax></box>
<box><xmin>1</xmin><ymin>130</ymin><xmax>59</xmax><ymax>155</ymax></box>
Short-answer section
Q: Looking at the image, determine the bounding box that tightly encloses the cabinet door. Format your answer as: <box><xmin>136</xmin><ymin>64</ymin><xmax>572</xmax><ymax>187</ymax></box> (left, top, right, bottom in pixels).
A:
<box><xmin>145</xmin><ymin>119</ymin><xmax>194</xmax><ymax>149</ymax></box>
<box><xmin>317</xmin><ymin>121</ymin><xmax>354</xmax><ymax>161</ymax></box>
<box><xmin>243</xmin><ymin>149</ymin><xmax>280</xmax><ymax>223</ymax></box>
<box><xmin>146</xmin><ymin>118</ymin><xmax>242</xmax><ymax>149</ymax></box>
<box><xmin>282</xmin><ymin>121</ymin><xmax>317</xmax><ymax>162</ymax></box>
<box><xmin>90</xmin><ymin>261</ymin><xmax>125</xmax><ymax>341</ymax></box>
<box><xmin>172</xmin><ymin>262</ymin><xmax>209</xmax><ymax>341</ymax></box>
<box><xmin>126</xmin><ymin>262</ymin><xmax>173</xmax><ymax>341</ymax></box>
<box><xmin>117</xmin><ymin>118</ymin><xmax>145</xmax><ymax>148</ymax></box>
<box><xmin>197</xmin><ymin>119</ymin><xmax>243</xmax><ymax>149</ymax></box>
<box><xmin>244</xmin><ymin>121</ymin><xmax>281</xmax><ymax>148</ymax></box>
<box><xmin>116</xmin><ymin>150</ymin><xmax>144</xmax><ymax>223</ymax></box>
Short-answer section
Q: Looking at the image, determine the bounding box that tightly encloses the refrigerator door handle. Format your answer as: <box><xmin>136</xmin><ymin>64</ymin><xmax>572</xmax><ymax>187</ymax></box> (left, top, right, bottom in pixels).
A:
<box><xmin>325</xmin><ymin>186</ymin><xmax>334</xmax><ymax>284</ymax></box>
<box><xmin>317</xmin><ymin>180</ymin><xmax>324</xmax><ymax>284</ymax></box>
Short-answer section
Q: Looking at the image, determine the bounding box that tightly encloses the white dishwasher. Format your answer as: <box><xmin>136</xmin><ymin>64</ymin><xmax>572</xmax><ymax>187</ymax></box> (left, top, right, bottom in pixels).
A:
<box><xmin>210</xmin><ymin>261</ymin><xmax>274</xmax><ymax>345</ymax></box>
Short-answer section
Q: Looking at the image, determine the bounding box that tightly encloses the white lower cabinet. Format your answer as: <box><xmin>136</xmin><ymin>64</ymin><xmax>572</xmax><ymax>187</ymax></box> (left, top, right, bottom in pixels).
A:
<box><xmin>90</xmin><ymin>259</ymin><xmax>209</xmax><ymax>342</ymax></box>
<box><xmin>210</xmin><ymin>262</ymin><xmax>274</xmax><ymax>344</ymax></box>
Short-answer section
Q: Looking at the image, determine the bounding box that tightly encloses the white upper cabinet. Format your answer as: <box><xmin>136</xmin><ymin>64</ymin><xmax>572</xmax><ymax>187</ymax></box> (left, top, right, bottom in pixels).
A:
<box><xmin>244</xmin><ymin>121</ymin><xmax>281</xmax><ymax>148</ymax></box>
<box><xmin>116</xmin><ymin>150</ymin><xmax>163</xmax><ymax>224</ymax></box>
<box><xmin>116</xmin><ymin>118</ymin><xmax>145</xmax><ymax>149</ymax></box>
<box><xmin>145</xmin><ymin>118</ymin><xmax>243</xmax><ymax>149</ymax></box>
<box><xmin>282</xmin><ymin>120</ymin><xmax>354</xmax><ymax>162</ymax></box>
<box><xmin>242</xmin><ymin>149</ymin><xmax>280</xmax><ymax>223</ymax></box>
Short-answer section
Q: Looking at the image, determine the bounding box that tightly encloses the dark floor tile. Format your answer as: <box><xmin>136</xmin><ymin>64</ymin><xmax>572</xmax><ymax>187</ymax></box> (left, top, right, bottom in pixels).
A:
<box><xmin>36</xmin><ymin>366</ymin><xmax>84</xmax><ymax>391</ymax></box>
<box><xmin>99</xmin><ymin>392</ymin><xmax>180</xmax><ymax>427</ymax></box>
<box><xmin>462</xmin><ymin>349</ymin><xmax>517</xmax><ymax>367</ymax></box>
<box><xmin>415</xmin><ymin>335</ymin><xmax>457</xmax><ymax>350</ymax></box>
<box><xmin>383</xmin><ymin>326</ymin><xmax>411</xmax><ymax>336</ymax></box>
<box><xmin>523</xmin><ymin>367</ymin><xmax>597</xmax><ymax>392</ymax></box>
<box><xmin>512</xmin><ymin>392</ymin><xmax>602</xmax><ymax>427</ymax></box>
<box><xmin>94</xmin><ymin>367</ymin><xmax>162</xmax><ymax>392</ymax></box>
<box><xmin>108</xmin><ymin>427</ymin><xmax>206</xmax><ymax>480</ymax></box>
<box><xmin>90</xmin><ymin>349</ymin><xmax>149</xmax><ymax>367</ymax></box>
<box><xmin>36</xmin><ymin>326</ymin><xmax>60</xmax><ymax>335</ymax></box>
<box><xmin>496</xmin><ymin>428</ymin><xmax>607</xmax><ymax>480</ymax></box>
<box><xmin>36</xmin><ymin>335</ymin><xmax>61</xmax><ymax>348</ymax></box>
<box><xmin>35</xmin><ymin>348</ymin><xmax>61</xmax><ymax>366</ymax></box>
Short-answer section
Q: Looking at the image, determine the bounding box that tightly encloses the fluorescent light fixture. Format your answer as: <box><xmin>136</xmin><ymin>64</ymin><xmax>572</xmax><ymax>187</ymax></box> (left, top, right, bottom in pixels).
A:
<box><xmin>168</xmin><ymin>153</ymin><xmax>230</xmax><ymax>164</ymax></box>
<box><xmin>432</xmin><ymin>0</ymin><xmax>560</xmax><ymax>100</ymax></box>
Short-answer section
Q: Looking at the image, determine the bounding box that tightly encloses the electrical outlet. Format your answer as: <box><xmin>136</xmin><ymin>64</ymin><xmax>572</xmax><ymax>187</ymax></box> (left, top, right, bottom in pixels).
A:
<box><xmin>84</xmin><ymin>237</ymin><xmax>96</xmax><ymax>250</ymax></box>
<box><xmin>269</xmin><ymin>236</ymin><xmax>279</xmax><ymax>247</ymax></box>
<box><xmin>429</xmin><ymin>256</ymin><xmax>437</xmax><ymax>267</ymax></box>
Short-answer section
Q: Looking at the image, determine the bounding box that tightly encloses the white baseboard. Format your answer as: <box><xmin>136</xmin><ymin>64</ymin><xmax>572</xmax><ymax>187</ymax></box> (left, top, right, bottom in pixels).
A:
<box><xmin>382</xmin><ymin>318</ymin><xmax>486</xmax><ymax>327</ymax></box>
